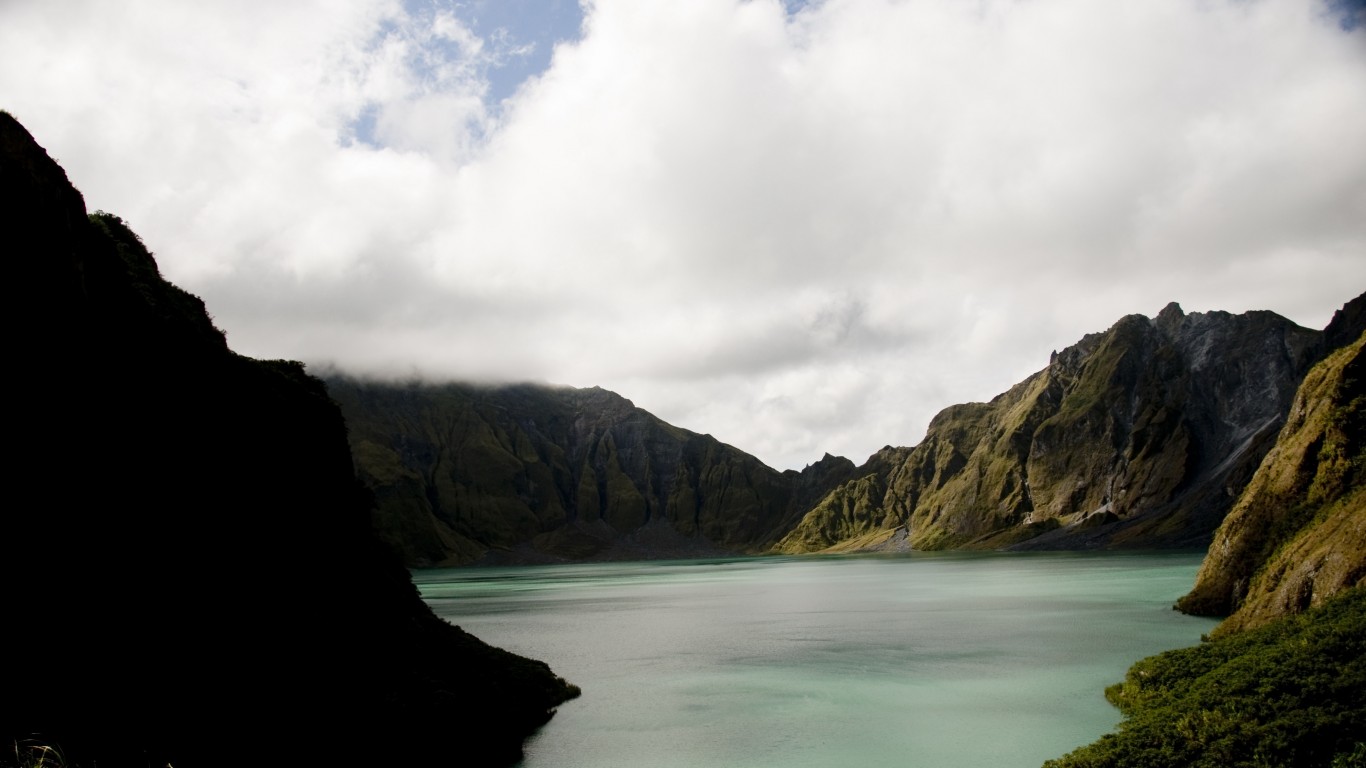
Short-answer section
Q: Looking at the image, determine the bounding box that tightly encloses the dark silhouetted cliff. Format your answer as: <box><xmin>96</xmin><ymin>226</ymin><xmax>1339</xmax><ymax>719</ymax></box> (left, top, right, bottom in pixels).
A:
<box><xmin>0</xmin><ymin>111</ymin><xmax>576</xmax><ymax>768</ymax></box>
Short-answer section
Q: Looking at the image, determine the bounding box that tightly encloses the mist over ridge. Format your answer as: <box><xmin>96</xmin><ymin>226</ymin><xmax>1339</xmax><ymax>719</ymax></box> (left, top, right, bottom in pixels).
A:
<box><xmin>329</xmin><ymin>292</ymin><xmax>1363</xmax><ymax>566</ymax></box>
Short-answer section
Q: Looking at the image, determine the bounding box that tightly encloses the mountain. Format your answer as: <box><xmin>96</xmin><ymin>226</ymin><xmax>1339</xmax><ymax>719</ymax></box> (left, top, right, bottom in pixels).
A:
<box><xmin>333</xmin><ymin>299</ymin><xmax>1344</xmax><ymax>565</ymax></box>
<box><xmin>1177</xmin><ymin>314</ymin><xmax>1365</xmax><ymax>635</ymax></box>
<box><xmin>0</xmin><ymin>111</ymin><xmax>577</xmax><ymax>767</ymax></box>
<box><xmin>1045</xmin><ymin>302</ymin><xmax>1366</xmax><ymax>768</ymax></box>
<box><xmin>324</xmin><ymin>377</ymin><xmax>857</xmax><ymax>564</ymax></box>
<box><xmin>777</xmin><ymin>302</ymin><xmax>1326</xmax><ymax>553</ymax></box>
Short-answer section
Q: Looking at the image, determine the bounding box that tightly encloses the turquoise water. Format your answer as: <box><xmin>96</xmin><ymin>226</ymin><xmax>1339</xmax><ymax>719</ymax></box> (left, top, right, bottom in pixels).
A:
<box><xmin>415</xmin><ymin>552</ymin><xmax>1218</xmax><ymax>768</ymax></box>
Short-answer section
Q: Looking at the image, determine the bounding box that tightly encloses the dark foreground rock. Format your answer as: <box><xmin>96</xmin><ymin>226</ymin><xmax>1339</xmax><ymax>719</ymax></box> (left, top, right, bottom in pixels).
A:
<box><xmin>0</xmin><ymin>111</ymin><xmax>576</xmax><ymax>768</ymax></box>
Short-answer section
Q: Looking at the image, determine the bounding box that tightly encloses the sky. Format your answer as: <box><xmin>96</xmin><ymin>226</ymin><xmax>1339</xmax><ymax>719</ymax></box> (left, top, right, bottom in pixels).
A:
<box><xmin>3</xmin><ymin>0</ymin><xmax>1364</xmax><ymax>471</ymax></box>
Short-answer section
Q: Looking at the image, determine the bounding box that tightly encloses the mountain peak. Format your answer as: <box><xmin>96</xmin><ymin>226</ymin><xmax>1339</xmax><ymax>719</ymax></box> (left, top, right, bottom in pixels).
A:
<box><xmin>1155</xmin><ymin>300</ymin><xmax>1185</xmax><ymax>330</ymax></box>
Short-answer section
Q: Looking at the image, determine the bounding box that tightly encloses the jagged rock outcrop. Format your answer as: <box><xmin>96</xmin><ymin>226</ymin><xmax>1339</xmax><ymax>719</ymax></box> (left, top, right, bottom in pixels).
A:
<box><xmin>1178</xmin><ymin>323</ymin><xmax>1365</xmax><ymax>635</ymax></box>
<box><xmin>776</xmin><ymin>302</ymin><xmax>1327</xmax><ymax>553</ymax></box>
<box><xmin>0</xmin><ymin>111</ymin><xmax>577</xmax><ymax>767</ymax></box>
<box><xmin>327</xmin><ymin>377</ymin><xmax>858</xmax><ymax>564</ymax></box>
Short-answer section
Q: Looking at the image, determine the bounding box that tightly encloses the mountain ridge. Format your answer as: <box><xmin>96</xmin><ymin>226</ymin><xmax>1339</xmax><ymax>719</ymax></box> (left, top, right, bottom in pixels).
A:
<box><xmin>326</xmin><ymin>376</ymin><xmax>860</xmax><ymax>564</ymax></box>
<box><xmin>332</xmin><ymin>295</ymin><xmax>1358</xmax><ymax>565</ymax></box>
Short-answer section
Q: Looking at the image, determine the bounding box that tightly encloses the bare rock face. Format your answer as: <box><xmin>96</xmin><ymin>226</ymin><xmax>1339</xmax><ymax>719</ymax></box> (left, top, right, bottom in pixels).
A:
<box><xmin>1178</xmin><ymin>326</ymin><xmax>1365</xmax><ymax>634</ymax></box>
<box><xmin>327</xmin><ymin>379</ymin><xmax>857</xmax><ymax>564</ymax></box>
<box><xmin>776</xmin><ymin>302</ymin><xmax>1326</xmax><ymax>553</ymax></box>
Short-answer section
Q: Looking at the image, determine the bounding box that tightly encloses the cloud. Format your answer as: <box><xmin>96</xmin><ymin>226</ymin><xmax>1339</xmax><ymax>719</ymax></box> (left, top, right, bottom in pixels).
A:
<box><xmin>3</xmin><ymin>0</ymin><xmax>1364</xmax><ymax>469</ymax></box>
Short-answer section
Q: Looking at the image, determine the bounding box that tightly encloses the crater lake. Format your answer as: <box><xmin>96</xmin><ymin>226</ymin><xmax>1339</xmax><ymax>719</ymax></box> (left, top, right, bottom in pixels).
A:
<box><xmin>415</xmin><ymin>551</ymin><xmax>1217</xmax><ymax>768</ymax></box>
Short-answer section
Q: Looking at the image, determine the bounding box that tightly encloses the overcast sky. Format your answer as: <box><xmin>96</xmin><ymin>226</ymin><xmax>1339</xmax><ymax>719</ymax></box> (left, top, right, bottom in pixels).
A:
<box><xmin>3</xmin><ymin>0</ymin><xmax>1364</xmax><ymax>470</ymax></box>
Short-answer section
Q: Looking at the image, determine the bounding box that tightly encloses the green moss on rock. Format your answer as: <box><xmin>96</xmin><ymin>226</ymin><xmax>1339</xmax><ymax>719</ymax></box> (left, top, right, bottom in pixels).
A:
<box><xmin>1179</xmin><ymin>331</ymin><xmax>1366</xmax><ymax>633</ymax></box>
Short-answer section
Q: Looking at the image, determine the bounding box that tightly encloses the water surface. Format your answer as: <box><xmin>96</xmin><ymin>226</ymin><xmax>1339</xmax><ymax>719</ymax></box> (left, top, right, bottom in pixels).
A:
<box><xmin>415</xmin><ymin>551</ymin><xmax>1216</xmax><ymax>768</ymax></box>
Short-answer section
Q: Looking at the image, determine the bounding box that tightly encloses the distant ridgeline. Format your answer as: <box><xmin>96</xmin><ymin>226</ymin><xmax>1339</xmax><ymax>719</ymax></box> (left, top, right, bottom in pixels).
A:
<box><xmin>325</xmin><ymin>378</ymin><xmax>858</xmax><ymax>564</ymax></box>
<box><xmin>329</xmin><ymin>292</ymin><xmax>1363</xmax><ymax>566</ymax></box>
<box><xmin>0</xmin><ymin>111</ymin><xmax>577</xmax><ymax>768</ymax></box>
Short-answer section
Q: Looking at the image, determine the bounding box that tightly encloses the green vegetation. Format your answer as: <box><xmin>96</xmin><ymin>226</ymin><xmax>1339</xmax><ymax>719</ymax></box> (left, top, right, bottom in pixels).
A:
<box><xmin>772</xmin><ymin>472</ymin><xmax>889</xmax><ymax>553</ymax></box>
<box><xmin>1179</xmin><ymin>332</ymin><xmax>1364</xmax><ymax>632</ymax></box>
<box><xmin>327</xmin><ymin>377</ymin><xmax>805</xmax><ymax>564</ymax></box>
<box><xmin>1043</xmin><ymin>586</ymin><xmax>1366</xmax><ymax>768</ymax></box>
<box><xmin>1050</xmin><ymin>323</ymin><xmax>1366</xmax><ymax>768</ymax></box>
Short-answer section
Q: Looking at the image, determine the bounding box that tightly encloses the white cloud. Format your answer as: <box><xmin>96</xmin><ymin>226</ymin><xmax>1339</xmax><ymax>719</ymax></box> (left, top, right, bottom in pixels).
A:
<box><xmin>3</xmin><ymin>0</ymin><xmax>1364</xmax><ymax>470</ymax></box>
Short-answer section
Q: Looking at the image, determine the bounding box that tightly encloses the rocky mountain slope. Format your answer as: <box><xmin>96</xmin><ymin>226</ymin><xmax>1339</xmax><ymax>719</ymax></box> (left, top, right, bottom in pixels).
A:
<box><xmin>1177</xmin><ymin>320</ymin><xmax>1365</xmax><ymax>635</ymax></box>
<box><xmin>326</xmin><ymin>377</ymin><xmax>857</xmax><ymax>564</ymax></box>
<box><xmin>334</xmin><ymin>296</ymin><xmax>1352</xmax><ymax>565</ymax></box>
<box><xmin>1047</xmin><ymin>305</ymin><xmax>1366</xmax><ymax>768</ymax></box>
<box><xmin>777</xmin><ymin>302</ymin><xmax>1329</xmax><ymax>552</ymax></box>
<box><xmin>0</xmin><ymin>111</ymin><xmax>577</xmax><ymax>767</ymax></box>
